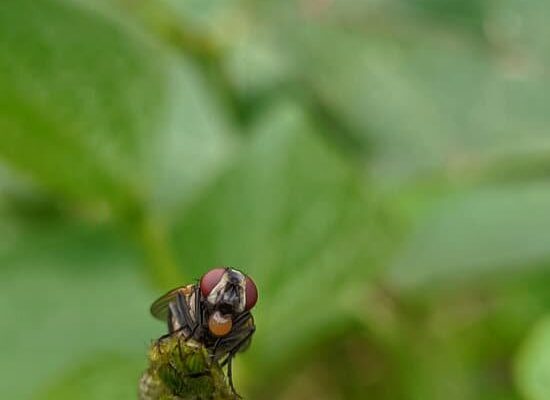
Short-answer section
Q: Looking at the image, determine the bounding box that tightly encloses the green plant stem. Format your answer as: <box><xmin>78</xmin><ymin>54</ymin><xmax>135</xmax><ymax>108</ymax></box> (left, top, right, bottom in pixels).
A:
<box><xmin>139</xmin><ymin>334</ymin><xmax>234</xmax><ymax>400</ymax></box>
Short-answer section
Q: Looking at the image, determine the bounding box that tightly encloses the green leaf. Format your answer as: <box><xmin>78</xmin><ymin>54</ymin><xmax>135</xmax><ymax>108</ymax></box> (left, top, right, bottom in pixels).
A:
<box><xmin>157</xmin><ymin>0</ymin><xmax>241</xmax><ymax>36</ymax></box>
<box><xmin>309</xmin><ymin>33</ymin><xmax>550</xmax><ymax>182</ymax></box>
<box><xmin>0</xmin><ymin>0</ymin><xmax>156</xmax><ymax>203</ymax></box>
<box><xmin>36</xmin><ymin>355</ymin><xmax>145</xmax><ymax>400</ymax></box>
<box><xmin>388</xmin><ymin>183</ymin><xmax>550</xmax><ymax>290</ymax></box>
<box><xmin>0</xmin><ymin>219</ymin><xmax>159</xmax><ymax>399</ymax></box>
<box><xmin>233</xmin><ymin>0</ymin><xmax>550</xmax><ymax>184</ymax></box>
<box><xmin>488</xmin><ymin>0</ymin><xmax>550</xmax><ymax>65</ymax></box>
<box><xmin>0</xmin><ymin>0</ymin><xmax>235</xmax><ymax>214</ymax></box>
<box><xmin>145</xmin><ymin>55</ymin><xmax>237</xmax><ymax>220</ymax></box>
<box><xmin>515</xmin><ymin>316</ymin><xmax>550</xmax><ymax>400</ymax></box>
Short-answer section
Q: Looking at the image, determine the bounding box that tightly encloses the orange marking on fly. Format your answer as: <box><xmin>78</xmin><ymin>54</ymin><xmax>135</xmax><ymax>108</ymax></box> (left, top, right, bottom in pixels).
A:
<box><xmin>208</xmin><ymin>311</ymin><xmax>233</xmax><ymax>337</ymax></box>
<box><xmin>180</xmin><ymin>285</ymin><xmax>194</xmax><ymax>296</ymax></box>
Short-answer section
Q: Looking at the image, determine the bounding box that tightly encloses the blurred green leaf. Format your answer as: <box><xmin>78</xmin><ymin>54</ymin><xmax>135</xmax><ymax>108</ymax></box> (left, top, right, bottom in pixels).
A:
<box><xmin>145</xmin><ymin>54</ymin><xmax>237</xmax><ymax>220</ymax></box>
<box><xmin>407</xmin><ymin>0</ymin><xmax>488</xmax><ymax>33</ymax></box>
<box><xmin>222</xmin><ymin>0</ymin><xmax>550</xmax><ymax>185</ymax></box>
<box><xmin>1</xmin><ymin>0</ymin><xmax>549</xmax><ymax>399</ymax></box>
<box><xmin>488</xmin><ymin>0</ymin><xmax>550</xmax><ymax>66</ymax></box>
<box><xmin>0</xmin><ymin>0</ymin><xmax>235</xmax><ymax>215</ymax></box>
<box><xmin>388</xmin><ymin>183</ymin><xmax>550</xmax><ymax>290</ymax></box>
<box><xmin>0</xmin><ymin>219</ymin><xmax>158</xmax><ymax>399</ymax></box>
<box><xmin>0</xmin><ymin>0</ymin><xmax>157</xmax><ymax>204</ymax></box>
<box><xmin>307</xmin><ymin>33</ymin><xmax>550</xmax><ymax>183</ymax></box>
<box><xmin>157</xmin><ymin>0</ymin><xmax>240</xmax><ymax>37</ymax></box>
<box><xmin>36</xmin><ymin>354</ymin><xmax>144</xmax><ymax>400</ymax></box>
<box><xmin>224</xmin><ymin>32</ymin><xmax>295</xmax><ymax>98</ymax></box>
<box><xmin>515</xmin><ymin>316</ymin><xmax>550</xmax><ymax>400</ymax></box>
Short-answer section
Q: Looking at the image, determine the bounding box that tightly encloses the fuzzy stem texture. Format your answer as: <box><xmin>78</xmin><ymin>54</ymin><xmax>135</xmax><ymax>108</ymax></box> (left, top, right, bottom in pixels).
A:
<box><xmin>139</xmin><ymin>334</ymin><xmax>234</xmax><ymax>400</ymax></box>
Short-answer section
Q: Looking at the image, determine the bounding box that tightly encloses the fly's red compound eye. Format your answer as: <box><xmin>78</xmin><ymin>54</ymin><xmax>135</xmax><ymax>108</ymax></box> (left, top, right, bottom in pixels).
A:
<box><xmin>244</xmin><ymin>276</ymin><xmax>258</xmax><ymax>310</ymax></box>
<box><xmin>200</xmin><ymin>268</ymin><xmax>226</xmax><ymax>297</ymax></box>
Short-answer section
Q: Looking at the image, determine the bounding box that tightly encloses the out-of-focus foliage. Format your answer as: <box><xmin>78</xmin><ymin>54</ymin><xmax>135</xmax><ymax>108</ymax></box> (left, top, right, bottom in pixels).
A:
<box><xmin>1</xmin><ymin>0</ymin><xmax>550</xmax><ymax>399</ymax></box>
<box><xmin>516</xmin><ymin>317</ymin><xmax>550</xmax><ymax>400</ymax></box>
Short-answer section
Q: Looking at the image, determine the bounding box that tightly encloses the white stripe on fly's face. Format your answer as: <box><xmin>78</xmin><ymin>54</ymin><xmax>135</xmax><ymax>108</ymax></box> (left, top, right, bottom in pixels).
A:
<box><xmin>206</xmin><ymin>269</ymin><xmax>246</xmax><ymax>313</ymax></box>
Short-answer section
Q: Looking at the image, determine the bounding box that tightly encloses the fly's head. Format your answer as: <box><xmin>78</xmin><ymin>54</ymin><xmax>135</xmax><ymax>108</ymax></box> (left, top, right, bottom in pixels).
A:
<box><xmin>199</xmin><ymin>267</ymin><xmax>257</xmax><ymax>337</ymax></box>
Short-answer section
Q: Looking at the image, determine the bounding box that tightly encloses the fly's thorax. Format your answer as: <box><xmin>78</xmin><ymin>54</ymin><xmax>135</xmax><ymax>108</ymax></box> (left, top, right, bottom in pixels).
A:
<box><xmin>188</xmin><ymin>288</ymin><xmax>197</xmax><ymax>320</ymax></box>
<box><xmin>168</xmin><ymin>285</ymin><xmax>198</xmax><ymax>335</ymax></box>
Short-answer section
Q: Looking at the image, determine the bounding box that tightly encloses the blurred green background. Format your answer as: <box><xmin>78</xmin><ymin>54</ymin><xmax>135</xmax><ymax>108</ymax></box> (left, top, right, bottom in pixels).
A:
<box><xmin>2</xmin><ymin>0</ymin><xmax>550</xmax><ymax>399</ymax></box>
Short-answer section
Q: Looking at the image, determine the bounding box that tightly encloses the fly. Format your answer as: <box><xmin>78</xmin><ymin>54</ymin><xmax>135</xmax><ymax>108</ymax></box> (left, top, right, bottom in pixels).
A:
<box><xmin>150</xmin><ymin>267</ymin><xmax>258</xmax><ymax>397</ymax></box>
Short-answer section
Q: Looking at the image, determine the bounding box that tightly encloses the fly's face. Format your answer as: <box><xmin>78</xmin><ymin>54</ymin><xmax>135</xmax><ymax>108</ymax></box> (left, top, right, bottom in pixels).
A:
<box><xmin>199</xmin><ymin>267</ymin><xmax>258</xmax><ymax>337</ymax></box>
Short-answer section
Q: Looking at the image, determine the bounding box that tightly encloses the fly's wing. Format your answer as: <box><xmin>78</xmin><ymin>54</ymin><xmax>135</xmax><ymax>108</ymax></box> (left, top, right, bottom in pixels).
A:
<box><xmin>150</xmin><ymin>285</ymin><xmax>195</xmax><ymax>321</ymax></box>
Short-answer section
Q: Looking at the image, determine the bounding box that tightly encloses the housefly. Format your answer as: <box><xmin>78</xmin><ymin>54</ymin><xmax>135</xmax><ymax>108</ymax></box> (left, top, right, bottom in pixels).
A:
<box><xmin>150</xmin><ymin>267</ymin><xmax>258</xmax><ymax>396</ymax></box>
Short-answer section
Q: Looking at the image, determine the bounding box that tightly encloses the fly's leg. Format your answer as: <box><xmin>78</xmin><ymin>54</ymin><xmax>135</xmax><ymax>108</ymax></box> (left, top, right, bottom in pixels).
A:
<box><xmin>154</xmin><ymin>327</ymin><xmax>185</xmax><ymax>355</ymax></box>
<box><xmin>226</xmin><ymin>355</ymin><xmax>241</xmax><ymax>399</ymax></box>
<box><xmin>232</xmin><ymin>311</ymin><xmax>252</xmax><ymax>327</ymax></box>
<box><xmin>157</xmin><ymin>326</ymin><xmax>186</xmax><ymax>343</ymax></box>
<box><xmin>158</xmin><ymin>295</ymin><xmax>195</xmax><ymax>343</ymax></box>
<box><xmin>154</xmin><ymin>294</ymin><xmax>197</xmax><ymax>355</ymax></box>
<box><xmin>211</xmin><ymin>337</ymin><xmax>223</xmax><ymax>360</ymax></box>
<box><xmin>211</xmin><ymin>312</ymin><xmax>252</xmax><ymax>359</ymax></box>
<box><xmin>219</xmin><ymin>326</ymin><xmax>255</xmax><ymax>368</ymax></box>
<box><xmin>220</xmin><ymin>326</ymin><xmax>256</xmax><ymax>398</ymax></box>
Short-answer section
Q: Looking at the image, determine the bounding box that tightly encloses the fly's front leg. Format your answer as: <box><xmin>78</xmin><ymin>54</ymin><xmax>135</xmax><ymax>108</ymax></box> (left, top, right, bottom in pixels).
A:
<box><xmin>226</xmin><ymin>355</ymin><xmax>241</xmax><ymax>399</ymax></box>
<box><xmin>157</xmin><ymin>308</ymin><xmax>187</xmax><ymax>343</ymax></box>
<box><xmin>156</xmin><ymin>292</ymin><xmax>196</xmax><ymax>345</ymax></box>
<box><xmin>220</xmin><ymin>325</ymin><xmax>256</xmax><ymax>368</ymax></box>
<box><xmin>211</xmin><ymin>312</ymin><xmax>252</xmax><ymax>358</ymax></box>
<box><xmin>220</xmin><ymin>325</ymin><xmax>256</xmax><ymax>398</ymax></box>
